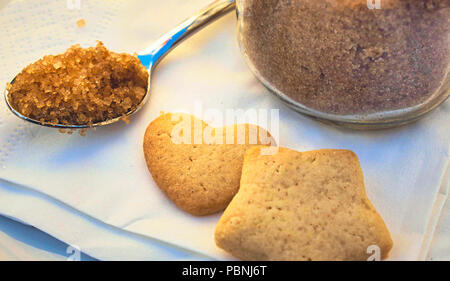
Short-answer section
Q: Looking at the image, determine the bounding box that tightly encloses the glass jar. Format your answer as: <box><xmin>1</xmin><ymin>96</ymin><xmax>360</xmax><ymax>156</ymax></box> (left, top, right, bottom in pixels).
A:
<box><xmin>236</xmin><ymin>0</ymin><xmax>449</xmax><ymax>129</ymax></box>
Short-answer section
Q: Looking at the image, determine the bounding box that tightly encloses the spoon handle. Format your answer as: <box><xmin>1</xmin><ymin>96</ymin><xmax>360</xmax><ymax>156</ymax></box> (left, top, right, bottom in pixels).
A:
<box><xmin>138</xmin><ymin>0</ymin><xmax>236</xmax><ymax>70</ymax></box>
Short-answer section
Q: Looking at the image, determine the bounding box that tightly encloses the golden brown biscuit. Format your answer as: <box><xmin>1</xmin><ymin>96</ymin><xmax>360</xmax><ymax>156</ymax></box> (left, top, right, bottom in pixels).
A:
<box><xmin>143</xmin><ymin>113</ymin><xmax>275</xmax><ymax>216</ymax></box>
<box><xmin>215</xmin><ymin>147</ymin><xmax>393</xmax><ymax>260</ymax></box>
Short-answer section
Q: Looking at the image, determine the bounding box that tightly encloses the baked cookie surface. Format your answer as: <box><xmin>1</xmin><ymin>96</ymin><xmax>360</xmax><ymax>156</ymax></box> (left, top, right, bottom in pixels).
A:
<box><xmin>215</xmin><ymin>147</ymin><xmax>393</xmax><ymax>260</ymax></box>
<box><xmin>143</xmin><ymin>113</ymin><xmax>275</xmax><ymax>216</ymax></box>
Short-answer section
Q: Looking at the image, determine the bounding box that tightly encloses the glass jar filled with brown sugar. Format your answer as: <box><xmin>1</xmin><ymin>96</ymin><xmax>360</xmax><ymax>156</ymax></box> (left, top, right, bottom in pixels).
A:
<box><xmin>237</xmin><ymin>0</ymin><xmax>450</xmax><ymax>128</ymax></box>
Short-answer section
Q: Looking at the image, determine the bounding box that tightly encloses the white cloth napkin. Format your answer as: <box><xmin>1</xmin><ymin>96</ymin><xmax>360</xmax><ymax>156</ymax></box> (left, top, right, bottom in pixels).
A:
<box><xmin>0</xmin><ymin>0</ymin><xmax>448</xmax><ymax>260</ymax></box>
<box><xmin>427</xmin><ymin>197</ymin><xmax>450</xmax><ymax>260</ymax></box>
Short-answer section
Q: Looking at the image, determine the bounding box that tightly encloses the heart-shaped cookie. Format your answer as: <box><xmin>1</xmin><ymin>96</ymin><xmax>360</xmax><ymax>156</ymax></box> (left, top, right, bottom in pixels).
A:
<box><xmin>143</xmin><ymin>113</ymin><xmax>276</xmax><ymax>216</ymax></box>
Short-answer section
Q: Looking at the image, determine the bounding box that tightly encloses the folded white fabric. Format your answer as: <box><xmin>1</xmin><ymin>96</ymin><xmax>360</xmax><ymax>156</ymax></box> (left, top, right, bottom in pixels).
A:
<box><xmin>0</xmin><ymin>179</ymin><xmax>212</xmax><ymax>260</ymax></box>
<box><xmin>0</xmin><ymin>0</ymin><xmax>448</xmax><ymax>260</ymax></box>
<box><xmin>0</xmin><ymin>229</ymin><xmax>66</xmax><ymax>261</ymax></box>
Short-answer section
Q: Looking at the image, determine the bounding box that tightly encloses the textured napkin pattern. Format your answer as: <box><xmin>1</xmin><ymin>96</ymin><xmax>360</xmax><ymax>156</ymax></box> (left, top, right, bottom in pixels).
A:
<box><xmin>0</xmin><ymin>0</ymin><xmax>448</xmax><ymax>260</ymax></box>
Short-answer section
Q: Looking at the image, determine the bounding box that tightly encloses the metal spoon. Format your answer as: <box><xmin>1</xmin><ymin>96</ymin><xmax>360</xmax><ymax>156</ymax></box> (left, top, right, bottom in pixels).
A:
<box><xmin>4</xmin><ymin>0</ymin><xmax>236</xmax><ymax>129</ymax></box>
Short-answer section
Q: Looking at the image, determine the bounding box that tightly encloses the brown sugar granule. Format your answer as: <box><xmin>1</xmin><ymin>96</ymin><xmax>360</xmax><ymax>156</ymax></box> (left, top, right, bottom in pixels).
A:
<box><xmin>76</xmin><ymin>19</ymin><xmax>86</xmax><ymax>28</ymax></box>
<box><xmin>241</xmin><ymin>0</ymin><xmax>450</xmax><ymax>115</ymax></box>
<box><xmin>7</xmin><ymin>42</ymin><xmax>149</xmax><ymax>126</ymax></box>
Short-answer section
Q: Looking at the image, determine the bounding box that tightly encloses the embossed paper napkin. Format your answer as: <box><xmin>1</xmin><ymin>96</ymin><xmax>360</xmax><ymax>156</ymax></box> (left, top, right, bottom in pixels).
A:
<box><xmin>0</xmin><ymin>0</ymin><xmax>448</xmax><ymax>260</ymax></box>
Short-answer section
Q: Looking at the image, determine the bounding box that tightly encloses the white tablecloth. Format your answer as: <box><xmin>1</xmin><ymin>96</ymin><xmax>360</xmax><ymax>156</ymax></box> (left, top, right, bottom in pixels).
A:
<box><xmin>0</xmin><ymin>0</ymin><xmax>448</xmax><ymax>260</ymax></box>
